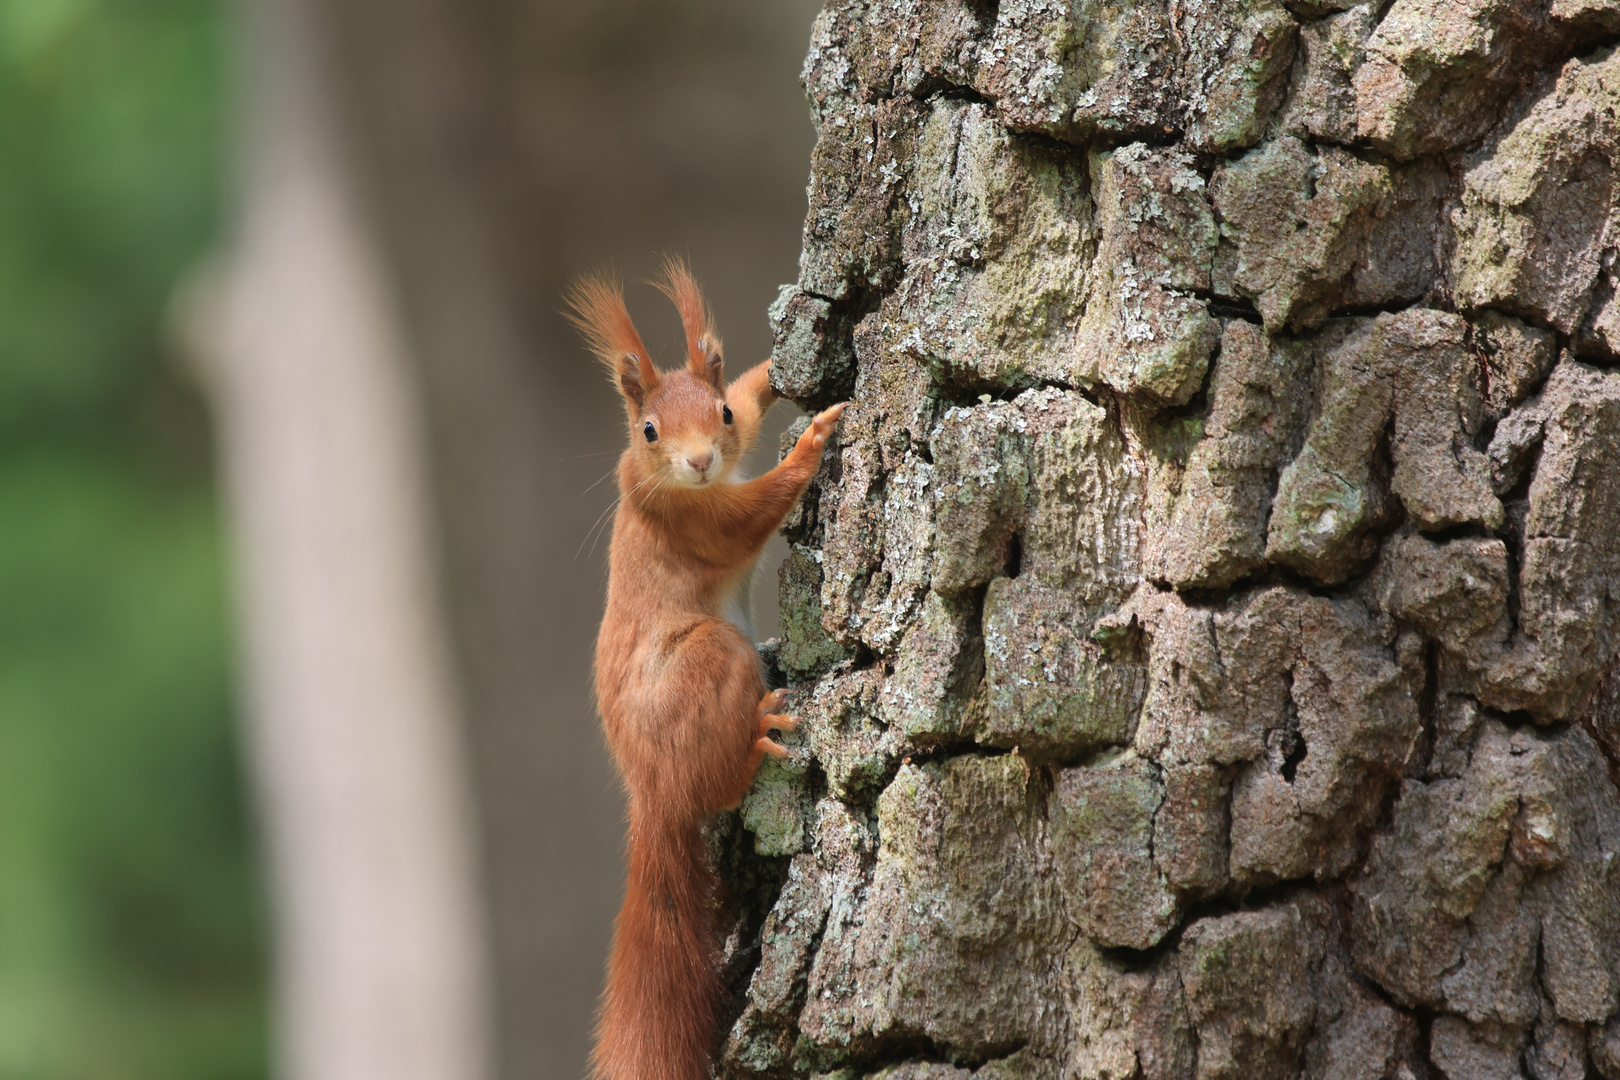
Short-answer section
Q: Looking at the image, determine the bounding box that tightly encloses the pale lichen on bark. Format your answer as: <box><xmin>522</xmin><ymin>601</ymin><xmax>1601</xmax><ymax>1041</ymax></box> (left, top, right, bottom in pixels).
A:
<box><xmin>722</xmin><ymin>2</ymin><xmax>1620</xmax><ymax>1078</ymax></box>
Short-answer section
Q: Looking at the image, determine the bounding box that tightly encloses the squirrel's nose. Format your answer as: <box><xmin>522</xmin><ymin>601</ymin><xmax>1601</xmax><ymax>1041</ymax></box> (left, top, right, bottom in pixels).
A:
<box><xmin>686</xmin><ymin>452</ymin><xmax>714</xmax><ymax>474</ymax></box>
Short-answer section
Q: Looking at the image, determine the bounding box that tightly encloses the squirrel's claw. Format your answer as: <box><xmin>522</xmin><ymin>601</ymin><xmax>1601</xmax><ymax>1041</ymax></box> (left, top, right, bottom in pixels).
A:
<box><xmin>755</xmin><ymin>736</ymin><xmax>791</xmax><ymax>759</ymax></box>
<box><xmin>757</xmin><ymin>712</ymin><xmax>799</xmax><ymax>737</ymax></box>
<box><xmin>755</xmin><ymin>689</ymin><xmax>800</xmax><ymax>743</ymax></box>
<box><xmin>806</xmin><ymin>402</ymin><xmax>846</xmax><ymax>450</ymax></box>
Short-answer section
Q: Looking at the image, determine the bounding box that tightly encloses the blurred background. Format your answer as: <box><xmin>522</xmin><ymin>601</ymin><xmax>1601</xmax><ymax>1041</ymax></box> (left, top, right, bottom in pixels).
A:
<box><xmin>0</xmin><ymin>0</ymin><xmax>822</xmax><ymax>1076</ymax></box>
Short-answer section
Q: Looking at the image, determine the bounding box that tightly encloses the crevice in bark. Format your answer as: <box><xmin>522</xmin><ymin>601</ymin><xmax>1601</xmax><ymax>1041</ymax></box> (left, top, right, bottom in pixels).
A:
<box><xmin>1465</xmin><ymin>300</ymin><xmax>1565</xmax><ymax>341</ymax></box>
<box><xmin>1495</xmin><ymin>441</ymin><xmax>1540</xmax><ymax>644</ymax></box>
<box><xmin>1410</xmin><ymin>1005</ymin><xmax>1438</xmax><ymax>1075</ymax></box>
<box><xmin>715</xmin><ymin>821</ymin><xmax>794</xmax><ymax>1024</ymax></box>
<box><xmin>1007</xmin><ymin>125</ymin><xmax>1095</xmax><ymax>166</ymax></box>
<box><xmin>1358</xmin><ymin>751</ymin><xmax>1416</xmax><ymax>874</ymax></box>
<box><xmin>1090</xmin><ymin>125</ymin><xmax>1188</xmax><ymax>155</ymax></box>
<box><xmin>1278</xmin><ymin>672</ymin><xmax>1307</xmax><ymax>783</ymax></box>
<box><xmin>911</xmin><ymin>744</ymin><xmax>1022</xmax><ymax>770</ymax></box>
<box><xmin>834</xmin><ymin>1034</ymin><xmax>1031</xmax><ymax>1075</ymax></box>
<box><xmin>759</xmin><ymin>638</ymin><xmax>788</xmax><ymax>691</ymax></box>
<box><xmin>931</xmin><ymin>377</ymin><xmax>1094</xmax><ymax>411</ymax></box>
<box><xmin>1169</xmin><ymin>553</ymin><xmax>1397</xmax><ymax>609</ymax></box>
<box><xmin>1002</xmin><ymin>532</ymin><xmax>1023</xmax><ymax>580</ymax></box>
<box><xmin>1095</xmin><ymin>926</ymin><xmax>1188</xmax><ymax>972</ymax></box>
<box><xmin>1416</xmin><ymin>521</ymin><xmax>1497</xmax><ymax>545</ymax></box>
<box><xmin>1031</xmin><ymin>739</ymin><xmax>1146</xmax><ymax>772</ymax></box>
<box><xmin>894</xmin><ymin>739</ymin><xmax>972</xmax><ymax>772</ymax></box>
<box><xmin>1571</xmin><ymin>335</ymin><xmax>1620</xmax><ymax>367</ymax></box>
<box><xmin>1515</xmin><ymin>31</ymin><xmax>1620</xmax><ymax>123</ymax></box>
<box><xmin>921</xmin><ymin>83</ymin><xmax>994</xmax><ymax>110</ymax></box>
<box><xmin>933</xmin><ymin>384</ymin><xmax>1038</xmax><ymax>409</ymax></box>
<box><xmin>1578</xmin><ymin>652</ymin><xmax>1620</xmax><ymax>789</ymax></box>
<box><xmin>1496</xmin><ymin>708</ymin><xmax>1548</xmax><ymax>732</ymax></box>
<box><xmin>1330</xmin><ymin>295</ymin><xmax>1429</xmax><ymax>322</ymax></box>
<box><xmin>1408</xmin><ymin>640</ymin><xmax>1441</xmax><ymax>780</ymax></box>
<box><xmin>1205</xmin><ymin>295</ymin><xmax>1263</xmax><ymax>324</ymax></box>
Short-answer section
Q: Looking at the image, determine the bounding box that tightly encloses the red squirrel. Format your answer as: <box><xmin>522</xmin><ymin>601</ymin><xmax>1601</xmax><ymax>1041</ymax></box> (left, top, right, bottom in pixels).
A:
<box><xmin>566</xmin><ymin>258</ymin><xmax>845</xmax><ymax>1080</ymax></box>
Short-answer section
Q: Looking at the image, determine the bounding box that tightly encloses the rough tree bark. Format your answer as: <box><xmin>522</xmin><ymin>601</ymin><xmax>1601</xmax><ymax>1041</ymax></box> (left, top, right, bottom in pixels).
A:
<box><xmin>718</xmin><ymin>4</ymin><xmax>1620</xmax><ymax>1079</ymax></box>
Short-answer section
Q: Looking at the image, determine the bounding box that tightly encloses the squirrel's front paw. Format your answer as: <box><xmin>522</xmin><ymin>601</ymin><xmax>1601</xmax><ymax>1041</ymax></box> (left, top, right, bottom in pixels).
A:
<box><xmin>800</xmin><ymin>402</ymin><xmax>847</xmax><ymax>454</ymax></box>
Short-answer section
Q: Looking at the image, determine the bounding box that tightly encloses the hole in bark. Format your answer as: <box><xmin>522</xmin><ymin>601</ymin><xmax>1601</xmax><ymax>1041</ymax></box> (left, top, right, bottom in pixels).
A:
<box><xmin>1418</xmin><ymin>521</ymin><xmax>1495</xmax><ymax>544</ymax></box>
<box><xmin>1271</xmin><ymin>672</ymin><xmax>1306</xmax><ymax>783</ymax></box>
<box><xmin>1280</xmin><ymin>731</ymin><xmax>1307</xmax><ymax>783</ymax></box>
<box><xmin>1498</xmin><ymin>709</ymin><xmax>1541</xmax><ymax>731</ymax></box>
<box><xmin>1003</xmin><ymin>532</ymin><xmax>1023</xmax><ymax>579</ymax></box>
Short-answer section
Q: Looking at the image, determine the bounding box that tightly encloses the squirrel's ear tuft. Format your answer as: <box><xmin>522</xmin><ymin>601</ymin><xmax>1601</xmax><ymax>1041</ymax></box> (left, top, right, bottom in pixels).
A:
<box><xmin>653</xmin><ymin>255</ymin><xmax>722</xmax><ymax>389</ymax></box>
<box><xmin>564</xmin><ymin>273</ymin><xmax>658</xmax><ymax>415</ymax></box>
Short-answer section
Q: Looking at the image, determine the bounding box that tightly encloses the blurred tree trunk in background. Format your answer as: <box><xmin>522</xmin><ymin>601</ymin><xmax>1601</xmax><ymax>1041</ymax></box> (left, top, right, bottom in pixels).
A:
<box><xmin>715</xmin><ymin>4</ymin><xmax>1620</xmax><ymax>1080</ymax></box>
<box><xmin>209</xmin><ymin>0</ymin><xmax>819</xmax><ymax>1077</ymax></box>
<box><xmin>205</xmin><ymin>0</ymin><xmax>490</xmax><ymax>1076</ymax></box>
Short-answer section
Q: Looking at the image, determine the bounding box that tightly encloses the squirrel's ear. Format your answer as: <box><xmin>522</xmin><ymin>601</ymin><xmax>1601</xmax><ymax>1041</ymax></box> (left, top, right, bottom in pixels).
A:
<box><xmin>697</xmin><ymin>332</ymin><xmax>723</xmax><ymax>389</ymax></box>
<box><xmin>614</xmin><ymin>351</ymin><xmax>658</xmax><ymax>412</ymax></box>
<box><xmin>653</xmin><ymin>255</ymin><xmax>722</xmax><ymax>389</ymax></box>
<box><xmin>563</xmin><ymin>272</ymin><xmax>658</xmax><ymax>415</ymax></box>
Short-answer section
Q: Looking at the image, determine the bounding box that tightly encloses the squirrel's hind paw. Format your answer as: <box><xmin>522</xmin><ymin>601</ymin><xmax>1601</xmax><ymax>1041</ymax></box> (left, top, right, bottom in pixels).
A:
<box><xmin>757</xmin><ymin>711</ymin><xmax>799</xmax><ymax>737</ymax></box>
<box><xmin>754</xmin><ymin>688</ymin><xmax>799</xmax><ymax>742</ymax></box>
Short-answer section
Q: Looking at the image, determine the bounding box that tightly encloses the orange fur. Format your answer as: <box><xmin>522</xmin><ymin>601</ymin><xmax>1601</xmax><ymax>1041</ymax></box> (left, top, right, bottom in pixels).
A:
<box><xmin>569</xmin><ymin>261</ymin><xmax>845</xmax><ymax>1080</ymax></box>
<box><xmin>654</xmin><ymin>255</ymin><xmax>724</xmax><ymax>386</ymax></box>
<box><xmin>566</xmin><ymin>273</ymin><xmax>661</xmax><ymax>416</ymax></box>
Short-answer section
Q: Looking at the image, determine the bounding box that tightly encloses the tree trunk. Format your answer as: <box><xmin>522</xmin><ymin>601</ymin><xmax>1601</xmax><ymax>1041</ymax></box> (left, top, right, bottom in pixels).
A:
<box><xmin>720</xmin><ymin>4</ymin><xmax>1620</xmax><ymax>1079</ymax></box>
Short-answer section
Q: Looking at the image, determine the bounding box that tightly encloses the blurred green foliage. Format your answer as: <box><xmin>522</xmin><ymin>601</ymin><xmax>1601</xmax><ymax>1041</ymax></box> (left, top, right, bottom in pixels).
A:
<box><xmin>0</xmin><ymin>0</ymin><xmax>266</xmax><ymax>1076</ymax></box>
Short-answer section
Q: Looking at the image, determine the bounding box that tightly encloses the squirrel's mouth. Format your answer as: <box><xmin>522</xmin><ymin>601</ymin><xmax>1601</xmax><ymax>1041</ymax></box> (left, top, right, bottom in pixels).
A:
<box><xmin>669</xmin><ymin>469</ymin><xmax>712</xmax><ymax>489</ymax></box>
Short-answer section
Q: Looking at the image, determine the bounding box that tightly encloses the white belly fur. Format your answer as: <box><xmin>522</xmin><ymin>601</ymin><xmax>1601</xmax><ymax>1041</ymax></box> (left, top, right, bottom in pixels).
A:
<box><xmin>718</xmin><ymin>556</ymin><xmax>759</xmax><ymax>641</ymax></box>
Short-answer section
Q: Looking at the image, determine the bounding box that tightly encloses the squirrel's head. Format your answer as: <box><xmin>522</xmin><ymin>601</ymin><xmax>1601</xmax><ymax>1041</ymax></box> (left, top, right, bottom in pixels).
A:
<box><xmin>566</xmin><ymin>258</ymin><xmax>743</xmax><ymax>490</ymax></box>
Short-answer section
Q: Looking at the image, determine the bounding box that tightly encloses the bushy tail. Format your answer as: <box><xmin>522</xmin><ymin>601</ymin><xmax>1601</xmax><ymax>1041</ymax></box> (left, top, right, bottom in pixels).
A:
<box><xmin>592</xmin><ymin>803</ymin><xmax>722</xmax><ymax>1080</ymax></box>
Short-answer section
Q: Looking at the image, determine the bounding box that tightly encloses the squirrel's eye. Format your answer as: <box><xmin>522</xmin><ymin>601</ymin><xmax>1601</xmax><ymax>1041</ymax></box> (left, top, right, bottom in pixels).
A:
<box><xmin>722</xmin><ymin>404</ymin><xmax>733</xmax><ymax>425</ymax></box>
<box><xmin>643</xmin><ymin>422</ymin><xmax>658</xmax><ymax>443</ymax></box>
